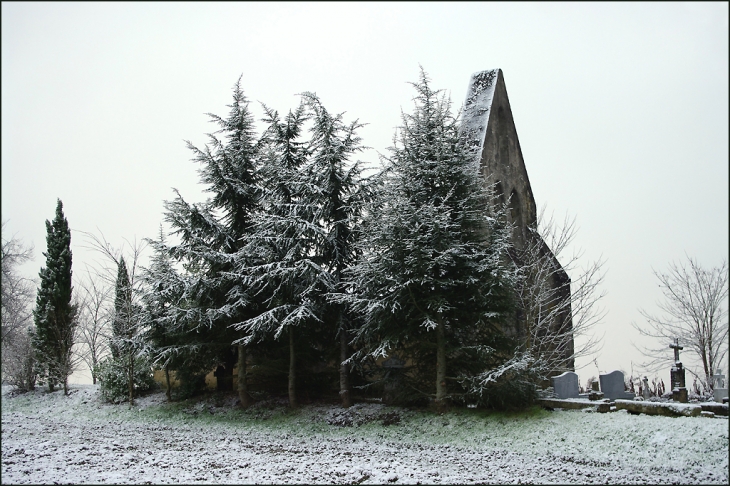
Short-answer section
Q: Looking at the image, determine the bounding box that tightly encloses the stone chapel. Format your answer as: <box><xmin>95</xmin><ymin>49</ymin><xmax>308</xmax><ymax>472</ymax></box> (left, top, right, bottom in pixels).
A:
<box><xmin>461</xmin><ymin>69</ymin><xmax>575</xmax><ymax>372</ymax></box>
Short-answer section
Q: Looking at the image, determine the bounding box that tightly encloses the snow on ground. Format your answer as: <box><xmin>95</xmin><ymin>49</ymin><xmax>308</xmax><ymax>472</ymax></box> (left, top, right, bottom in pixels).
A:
<box><xmin>2</xmin><ymin>384</ymin><xmax>728</xmax><ymax>484</ymax></box>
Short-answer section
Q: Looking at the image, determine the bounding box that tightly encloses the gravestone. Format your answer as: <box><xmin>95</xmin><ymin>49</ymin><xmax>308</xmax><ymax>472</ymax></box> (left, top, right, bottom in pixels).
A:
<box><xmin>382</xmin><ymin>355</ymin><xmax>406</xmax><ymax>405</ymax></box>
<box><xmin>669</xmin><ymin>338</ymin><xmax>688</xmax><ymax>403</ymax></box>
<box><xmin>642</xmin><ymin>376</ymin><xmax>651</xmax><ymax>399</ymax></box>
<box><xmin>712</xmin><ymin>373</ymin><xmax>728</xmax><ymax>403</ymax></box>
<box><xmin>552</xmin><ymin>371</ymin><xmax>579</xmax><ymax>398</ymax></box>
<box><xmin>599</xmin><ymin>370</ymin><xmax>635</xmax><ymax>401</ymax></box>
<box><xmin>587</xmin><ymin>380</ymin><xmax>604</xmax><ymax>400</ymax></box>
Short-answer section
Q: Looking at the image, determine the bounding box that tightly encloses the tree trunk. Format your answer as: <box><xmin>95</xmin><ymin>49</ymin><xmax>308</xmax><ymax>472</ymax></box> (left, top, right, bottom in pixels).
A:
<box><xmin>435</xmin><ymin>319</ymin><xmax>447</xmax><ymax>412</ymax></box>
<box><xmin>237</xmin><ymin>344</ymin><xmax>250</xmax><ymax>408</ymax></box>
<box><xmin>91</xmin><ymin>351</ymin><xmax>98</xmax><ymax>385</ymax></box>
<box><xmin>288</xmin><ymin>327</ymin><xmax>297</xmax><ymax>408</ymax></box>
<box><xmin>62</xmin><ymin>346</ymin><xmax>69</xmax><ymax>395</ymax></box>
<box><xmin>339</xmin><ymin>326</ymin><xmax>352</xmax><ymax>408</ymax></box>
<box><xmin>164</xmin><ymin>367</ymin><xmax>172</xmax><ymax>402</ymax></box>
<box><xmin>128</xmin><ymin>353</ymin><xmax>135</xmax><ymax>408</ymax></box>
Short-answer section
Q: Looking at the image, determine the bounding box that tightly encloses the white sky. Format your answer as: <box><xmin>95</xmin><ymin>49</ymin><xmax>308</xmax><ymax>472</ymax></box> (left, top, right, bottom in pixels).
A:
<box><xmin>2</xmin><ymin>2</ymin><xmax>728</xmax><ymax>385</ymax></box>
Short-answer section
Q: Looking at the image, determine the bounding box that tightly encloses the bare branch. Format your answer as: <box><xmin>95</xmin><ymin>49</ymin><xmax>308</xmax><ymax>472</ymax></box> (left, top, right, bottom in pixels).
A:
<box><xmin>632</xmin><ymin>256</ymin><xmax>728</xmax><ymax>389</ymax></box>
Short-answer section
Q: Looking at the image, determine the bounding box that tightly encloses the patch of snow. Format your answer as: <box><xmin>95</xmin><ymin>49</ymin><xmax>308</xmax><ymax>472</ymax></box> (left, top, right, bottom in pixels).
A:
<box><xmin>460</xmin><ymin>69</ymin><xmax>499</xmax><ymax>157</ymax></box>
<box><xmin>2</xmin><ymin>385</ymin><xmax>728</xmax><ymax>484</ymax></box>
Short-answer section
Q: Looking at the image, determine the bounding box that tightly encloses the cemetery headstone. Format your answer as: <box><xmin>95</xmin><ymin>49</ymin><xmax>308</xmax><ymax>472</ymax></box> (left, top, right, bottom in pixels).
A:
<box><xmin>382</xmin><ymin>355</ymin><xmax>406</xmax><ymax>405</ymax></box>
<box><xmin>599</xmin><ymin>370</ymin><xmax>635</xmax><ymax>401</ymax></box>
<box><xmin>669</xmin><ymin>338</ymin><xmax>688</xmax><ymax>403</ymax></box>
<box><xmin>642</xmin><ymin>376</ymin><xmax>651</xmax><ymax>399</ymax></box>
<box><xmin>712</xmin><ymin>373</ymin><xmax>728</xmax><ymax>403</ymax></box>
<box><xmin>587</xmin><ymin>379</ymin><xmax>604</xmax><ymax>400</ymax></box>
<box><xmin>552</xmin><ymin>371</ymin><xmax>580</xmax><ymax>399</ymax></box>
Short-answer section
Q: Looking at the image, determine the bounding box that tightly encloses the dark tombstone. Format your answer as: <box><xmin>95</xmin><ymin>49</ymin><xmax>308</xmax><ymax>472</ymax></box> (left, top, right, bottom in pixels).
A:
<box><xmin>587</xmin><ymin>380</ymin><xmax>604</xmax><ymax>400</ymax></box>
<box><xmin>382</xmin><ymin>355</ymin><xmax>406</xmax><ymax>404</ymax></box>
<box><xmin>214</xmin><ymin>365</ymin><xmax>233</xmax><ymax>392</ymax></box>
<box><xmin>669</xmin><ymin>338</ymin><xmax>688</xmax><ymax>403</ymax></box>
<box><xmin>213</xmin><ymin>347</ymin><xmax>238</xmax><ymax>391</ymax></box>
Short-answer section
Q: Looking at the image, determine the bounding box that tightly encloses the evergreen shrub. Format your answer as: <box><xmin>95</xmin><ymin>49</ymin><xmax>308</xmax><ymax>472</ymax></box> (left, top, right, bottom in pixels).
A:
<box><xmin>98</xmin><ymin>356</ymin><xmax>156</xmax><ymax>403</ymax></box>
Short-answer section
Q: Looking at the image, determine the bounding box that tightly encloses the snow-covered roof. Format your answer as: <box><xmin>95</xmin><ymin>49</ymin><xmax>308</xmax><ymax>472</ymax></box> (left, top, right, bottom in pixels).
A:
<box><xmin>460</xmin><ymin>69</ymin><xmax>500</xmax><ymax>156</ymax></box>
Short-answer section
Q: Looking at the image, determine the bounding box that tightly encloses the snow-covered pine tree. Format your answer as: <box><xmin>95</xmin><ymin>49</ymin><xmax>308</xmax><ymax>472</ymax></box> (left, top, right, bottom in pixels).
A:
<box><xmin>344</xmin><ymin>69</ymin><xmax>517</xmax><ymax>410</ymax></box>
<box><xmin>301</xmin><ymin>92</ymin><xmax>370</xmax><ymax>407</ymax></box>
<box><xmin>112</xmin><ymin>257</ymin><xmax>138</xmax><ymax>405</ymax></box>
<box><xmin>159</xmin><ymin>76</ymin><xmax>262</xmax><ymax>397</ymax></box>
<box><xmin>232</xmin><ymin>100</ymin><xmax>317</xmax><ymax>408</ymax></box>
<box><xmin>140</xmin><ymin>228</ymin><xmax>186</xmax><ymax>401</ymax></box>
<box><xmin>32</xmin><ymin>199</ymin><xmax>77</xmax><ymax>395</ymax></box>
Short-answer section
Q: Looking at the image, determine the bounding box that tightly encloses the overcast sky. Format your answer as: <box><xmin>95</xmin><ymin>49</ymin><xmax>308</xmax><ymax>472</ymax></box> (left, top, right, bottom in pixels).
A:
<box><xmin>3</xmin><ymin>2</ymin><xmax>728</xmax><ymax>385</ymax></box>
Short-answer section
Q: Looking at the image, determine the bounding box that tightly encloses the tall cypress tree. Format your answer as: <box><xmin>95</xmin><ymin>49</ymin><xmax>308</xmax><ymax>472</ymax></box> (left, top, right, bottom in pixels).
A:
<box><xmin>32</xmin><ymin>199</ymin><xmax>77</xmax><ymax>394</ymax></box>
<box><xmin>111</xmin><ymin>257</ymin><xmax>132</xmax><ymax>360</ymax></box>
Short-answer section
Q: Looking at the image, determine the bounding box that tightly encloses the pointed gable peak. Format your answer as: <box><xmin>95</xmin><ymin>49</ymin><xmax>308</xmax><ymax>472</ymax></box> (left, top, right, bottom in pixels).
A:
<box><xmin>460</xmin><ymin>69</ymin><xmax>502</xmax><ymax>154</ymax></box>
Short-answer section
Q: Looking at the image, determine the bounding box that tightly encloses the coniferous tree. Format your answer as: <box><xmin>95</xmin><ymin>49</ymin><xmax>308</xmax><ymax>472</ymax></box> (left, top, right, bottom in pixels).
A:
<box><xmin>234</xmin><ymin>101</ymin><xmax>316</xmax><ymax>408</ymax></box>
<box><xmin>344</xmin><ymin>69</ymin><xmax>517</xmax><ymax>410</ymax></box>
<box><xmin>111</xmin><ymin>257</ymin><xmax>144</xmax><ymax>406</ymax></box>
<box><xmin>159</xmin><ymin>76</ymin><xmax>262</xmax><ymax>398</ymax></box>
<box><xmin>32</xmin><ymin>199</ymin><xmax>77</xmax><ymax>395</ymax></box>
<box><xmin>141</xmin><ymin>228</ymin><xmax>184</xmax><ymax>401</ymax></box>
<box><xmin>227</xmin><ymin>93</ymin><xmax>371</xmax><ymax>408</ymax></box>
<box><xmin>302</xmin><ymin>92</ymin><xmax>370</xmax><ymax>407</ymax></box>
<box><xmin>111</xmin><ymin>257</ymin><xmax>132</xmax><ymax>359</ymax></box>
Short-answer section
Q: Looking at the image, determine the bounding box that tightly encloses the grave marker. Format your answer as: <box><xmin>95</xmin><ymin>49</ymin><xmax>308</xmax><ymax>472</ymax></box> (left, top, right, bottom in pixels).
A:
<box><xmin>712</xmin><ymin>373</ymin><xmax>728</xmax><ymax>403</ymax></box>
<box><xmin>599</xmin><ymin>370</ymin><xmax>635</xmax><ymax>401</ymax></box>
<box><xmin>551</xmin><ymin>371</ymin><xmax>579</xmax><ymax>399</ymax></box>
<box><xmin>669</xmin><ymin>338</ymin><xmax>688</xmax><ymax>403</ymax></box>
<box><xmin>642</xmin><ymin>376</ymin><xmax>651</xmax><ymax>399</ymax></box>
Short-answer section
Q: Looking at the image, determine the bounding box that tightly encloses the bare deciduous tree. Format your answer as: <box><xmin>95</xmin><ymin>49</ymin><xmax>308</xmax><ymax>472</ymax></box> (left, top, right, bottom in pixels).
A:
<box><xmin>633</xmin><ymin>256</ymin><xmax>728</xmax><ymax>391</ymax></box>
<box><xmin>75</xmin><ymin>269</ymin><xmax>112</xmax><ymax>384</ymax></box>
<box><xmin>1</xmin><ymin>222</ymin><xmax>35</xmax><ymax>344</ymax></box>
<box><xmin>80</xmin><ymin>229</ymin><xmax>148</xmax><ymax>406</ymax></box>
<box><xmin>513</xmin><ymin>208</ymin><xmax>606</xmax><ymax>382</ymax></box>
<box><xmin>1</xmin><ymin>222</ymin><xmax>37</xmax><ymax>390</ymax></box>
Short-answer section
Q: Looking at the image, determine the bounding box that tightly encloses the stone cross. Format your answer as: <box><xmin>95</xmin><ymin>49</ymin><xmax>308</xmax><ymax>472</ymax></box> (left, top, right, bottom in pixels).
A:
<box><xmin>669</xmin><ymin>338</ymin><xmax>683</xmax><ymax>362</ymax></box>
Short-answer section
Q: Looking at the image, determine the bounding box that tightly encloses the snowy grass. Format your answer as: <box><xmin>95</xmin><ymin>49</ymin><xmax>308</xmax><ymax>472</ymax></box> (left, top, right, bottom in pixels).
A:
<box><xmin>2</xmin><ymin>384</ymin><xmax>728</xmax><ymax>484</ymax></box>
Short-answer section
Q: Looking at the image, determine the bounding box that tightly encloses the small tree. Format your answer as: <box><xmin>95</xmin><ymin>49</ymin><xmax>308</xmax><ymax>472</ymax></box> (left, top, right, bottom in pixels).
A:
<box><xmin>112</xmin><ymin>257</ymin><xmax>142</xmax><ymax>405</ymax></box>
<box><xmin>1</xmin><ymin>223</ymin><xmax>37</xmax><ymax>390</ymax></box>
<box><xmin>81</xmin><ymin>230</ymin><xmax>150</xmax><ymax>406</ymax></box>
<box><xmin>140</xmin><ymin>227</ymin><xmax>187</xmax><ymax>401</ymax></box>
<box><xmin>32</xmin><ymin>199</ymin><xmax>78</xmax><ymax>395</ymax></box>
<box><xmin>633</xmin><ymin>256</ymin><xmax>728</xmax><ymax>391</ymax></box>
<box><xmin>75</xmin><ymin>270</ymin><xmax>112</xmax><ymax>384</ymax></box>
<box><xmin>513</xmin><ymin>208</ymin><xmax>606</xmax><ymax>384</ymax></box>
<box><xmin>1</xmin><ymin>222</ymin><xmax>35</xmax><ymax>345</ymax></box>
